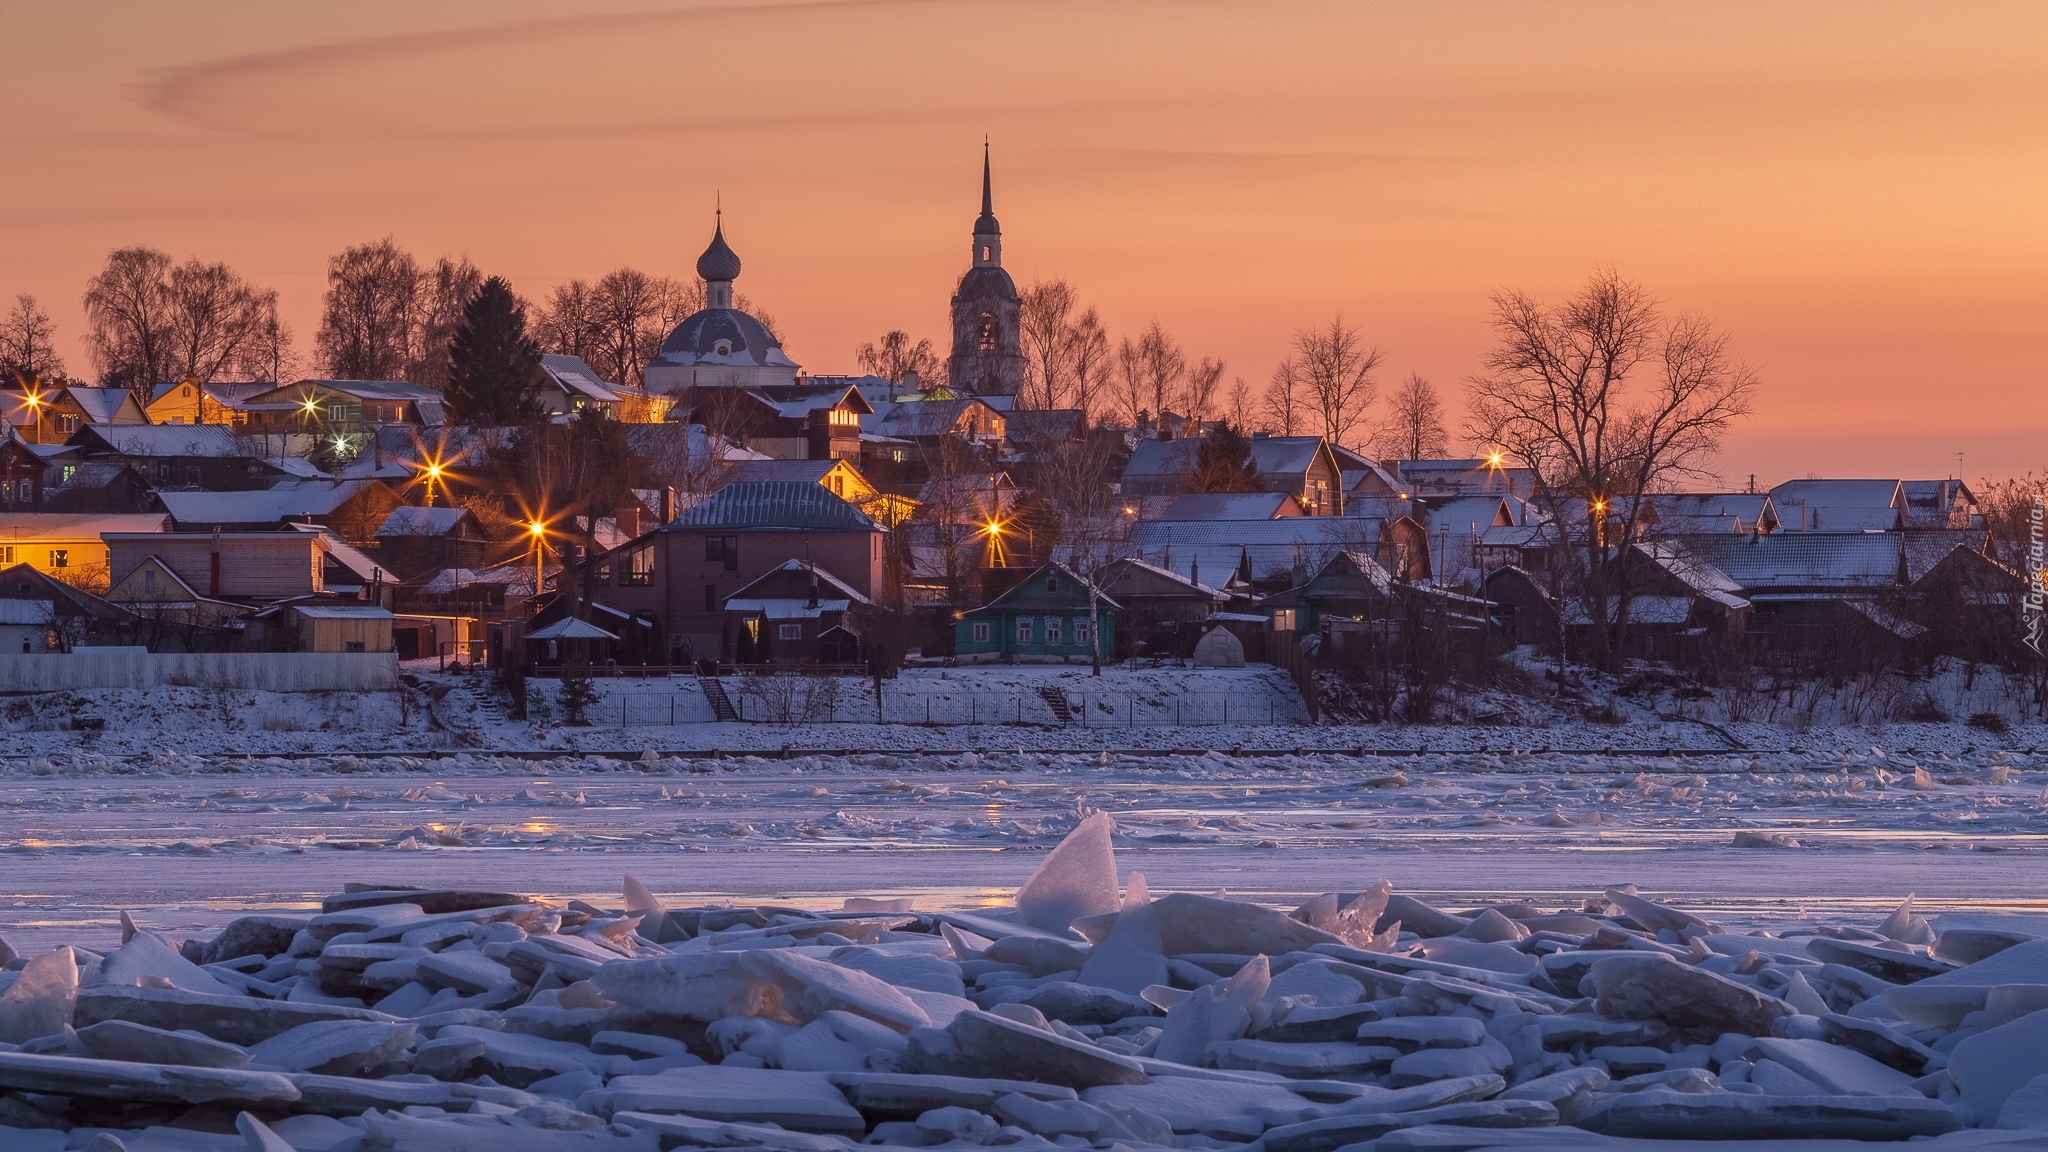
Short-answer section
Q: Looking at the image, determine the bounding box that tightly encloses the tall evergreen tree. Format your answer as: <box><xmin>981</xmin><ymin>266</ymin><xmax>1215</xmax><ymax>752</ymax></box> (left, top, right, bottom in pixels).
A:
<box><xmin>1187</xmin><ymin>420</ymin><xmax>1263</xmax><ymax>493</ymax></box>
<box><xmin>445</xmin><ymin>276</ymin><xmax>546</xmax><ymax>425</ymax></box>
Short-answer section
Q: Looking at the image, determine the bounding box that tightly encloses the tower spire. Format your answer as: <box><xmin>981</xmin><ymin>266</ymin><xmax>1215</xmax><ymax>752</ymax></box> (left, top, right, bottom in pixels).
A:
<box><xmin>981</xmin><ymin>138</ymin><xmax>992</xmax><ymax>219</ymax></box>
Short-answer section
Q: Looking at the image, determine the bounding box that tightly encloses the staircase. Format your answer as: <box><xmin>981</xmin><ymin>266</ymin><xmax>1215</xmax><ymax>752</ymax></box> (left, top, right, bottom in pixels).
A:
<box><xmin>1037</xmin><ymin>687</ymin><xmax>1074</xmax><ymax>724</ymax></box>
<box><xmin>699</xmin><ymin>677</ymin><xmax>741</xmax><ymax>723</ymax></box>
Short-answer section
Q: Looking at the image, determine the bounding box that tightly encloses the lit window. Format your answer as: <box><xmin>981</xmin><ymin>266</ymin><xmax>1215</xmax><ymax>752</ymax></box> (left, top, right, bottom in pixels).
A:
<box><xmin>624</xmin><ymin>545</ymin><xmax>655</xmax><ymax>586</ymax></box>
<box><xmin>0</xmin><ymin>546</ymin><xmax>12</xmax><ymax>564</ymax></box>
<box><xmin>778</xmin><ymin>623</ymin><xmax>802</xmax><ymax>641</ymax></box>
<box><xmin>1015</xmin><ymin>618</ymin><xmax>1032</xmax><ymax>644</ymax></box>
<box><xmin>49</xmin><ymin>549</ymin><xmax>68</xmax><ymax>568</ymax></box>
<box><xmin>972</xmin><ymin>622</ymin><xmax>990</xmax><ymax>642</ymax></box>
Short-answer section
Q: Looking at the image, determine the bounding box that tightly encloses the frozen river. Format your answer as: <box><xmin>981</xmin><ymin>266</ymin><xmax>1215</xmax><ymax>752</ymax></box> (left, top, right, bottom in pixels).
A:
<box><xmin>3</xmin><ymin>745</ymin><xmax>2044</xmax><ymax>949</ymax></box>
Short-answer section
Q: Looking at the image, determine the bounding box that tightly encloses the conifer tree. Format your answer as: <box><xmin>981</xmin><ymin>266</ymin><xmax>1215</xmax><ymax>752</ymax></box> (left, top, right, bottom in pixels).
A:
<box><xmin>1187</xmin><ymin>420</ymin><xmax>1263</xmax><ymax>493</ymax></box>
<box><xmin>445</xmin><ymin>276</ymin><xmax>546</xmax><ymax>424</ymax></box>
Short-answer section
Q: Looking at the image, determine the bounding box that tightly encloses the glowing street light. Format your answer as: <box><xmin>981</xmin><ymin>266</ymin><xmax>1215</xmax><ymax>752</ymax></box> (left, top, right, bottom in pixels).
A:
<box><xmin>527</xmin><ymin>518</ymin><xmax>550</xmax><ymax>595</ymax></box>
<box><xmin>1486</xmin><ymin>451</ymin><xmax>1504</xmax><ymax>468</ymax></box>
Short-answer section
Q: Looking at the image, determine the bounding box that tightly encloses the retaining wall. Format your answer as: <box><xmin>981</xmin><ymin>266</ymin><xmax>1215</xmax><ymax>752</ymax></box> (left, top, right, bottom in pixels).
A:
<box><xmin>0</xmin><ymin>652</ymin><xmax>399</xmax><ymax>692</ymax></box>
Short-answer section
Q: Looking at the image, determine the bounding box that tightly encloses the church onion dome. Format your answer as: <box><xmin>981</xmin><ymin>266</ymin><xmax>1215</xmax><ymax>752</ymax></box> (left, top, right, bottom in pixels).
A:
<box><xmin>696</xmin><ymin>221</ymin><xmax>742</xmax><ymax>282</ymax></box>
<box><xmin>656</xmin><ymin>309</ymin><xmax>793</xmax><ymax>367</ymax></box>
<box><xmin>955</xmin><ymin>264</ymin><xmax>1018</xmax><ymax>303</ymax></box>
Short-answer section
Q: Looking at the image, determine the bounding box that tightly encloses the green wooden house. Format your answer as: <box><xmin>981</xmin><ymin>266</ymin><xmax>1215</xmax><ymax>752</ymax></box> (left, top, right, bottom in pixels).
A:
<box><xmin>955</xmin><ymin>562</ymin><xmax>1118</xmax><ymax>662</ymax></box>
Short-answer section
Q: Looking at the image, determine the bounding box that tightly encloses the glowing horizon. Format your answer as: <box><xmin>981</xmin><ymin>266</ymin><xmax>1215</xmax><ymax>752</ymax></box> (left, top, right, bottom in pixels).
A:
<box><xmin>2</xmin><ymin>0</ymin><xmax>2043</xmax><ymax>486</ymax></box>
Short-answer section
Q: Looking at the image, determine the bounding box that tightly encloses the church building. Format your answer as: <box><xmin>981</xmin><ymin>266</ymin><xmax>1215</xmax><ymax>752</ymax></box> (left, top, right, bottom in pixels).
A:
<box><xmin>643</xmin><ymin>213</ymin><xmax>801</xmax><ymax>394</ymax></box>
<box><xmin>944</xmin><ymin>148</ymin><xmax>1025</xmax><ymax>398</ymax></box>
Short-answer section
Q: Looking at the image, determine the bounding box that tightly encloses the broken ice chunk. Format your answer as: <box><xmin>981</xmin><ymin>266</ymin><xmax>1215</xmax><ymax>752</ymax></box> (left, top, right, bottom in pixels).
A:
<box><xmin>1015</xmin><ymin>811</ymin><xmax>1121</xmax><ymax>935</ymax></box>
<box><xmin>0</xmin><ymin>947</ymin><xmax>77</xmax><ymax>1045</ymax></box>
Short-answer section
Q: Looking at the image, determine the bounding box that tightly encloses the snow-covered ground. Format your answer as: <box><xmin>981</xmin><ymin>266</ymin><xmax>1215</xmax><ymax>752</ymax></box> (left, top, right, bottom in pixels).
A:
<box><xmin>2</xmin><ymin>744</ymin><xmax>2042</xmax><ymax>953</ymax></box>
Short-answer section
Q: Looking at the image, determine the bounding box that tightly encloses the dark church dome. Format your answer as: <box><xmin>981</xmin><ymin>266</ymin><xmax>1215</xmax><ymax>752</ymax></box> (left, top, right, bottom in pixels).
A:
<box><xmin>955</xmin><ymin>264</ymin><xmax>1018</xmax><ymax>303</ymax></box>
<box><xmin>657</xmin><ymin>308</ymin><xmax>788</xmax><ymax>366</ymax></box>
<box><xmin>696</xmin><ymin>221</ymin><xmax>742</xmax><ymax>282</ymax></box>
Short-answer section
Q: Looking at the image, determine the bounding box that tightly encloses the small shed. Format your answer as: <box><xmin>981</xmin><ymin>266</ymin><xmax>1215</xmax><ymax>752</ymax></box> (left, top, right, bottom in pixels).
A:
<box><xmin>292</xmin><ymin>604</ymin><xmax>394</xmax><ymax>653</ymax></box>
<box><xmin>0</xmin><ymin>598</ymin><xmax>53</xmax><ymax>653</ymax></box>
<box><xmin>954</xmin><ymin>562</ymin><xmax>1117</xmax><ymax>663</ymax></box>
<box><xmin>1192</xmin><ymin>626</ymin><xmax>1245</xmax><ymax>668</ymax></box>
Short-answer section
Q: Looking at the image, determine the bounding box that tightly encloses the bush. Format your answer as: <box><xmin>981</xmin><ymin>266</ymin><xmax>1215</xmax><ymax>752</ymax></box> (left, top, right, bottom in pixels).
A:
<box><xmin>557</xmin><ymin>661</ymin><xmax>599</xmax><ymax>726</ymax></box>
<box><xmin>1968</xmin><ymin>711</ymin><xmax>2011</xmax><ymax>735</ymax></box>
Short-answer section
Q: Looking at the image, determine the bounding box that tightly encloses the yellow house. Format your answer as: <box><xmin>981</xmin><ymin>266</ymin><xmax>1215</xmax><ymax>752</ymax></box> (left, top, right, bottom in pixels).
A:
<box><xmin>144</xmin><ymin>380</ymin><xmax>271</xmax><ymax>426</ymax></box>
<box><xmin>0</xmin><ymin>512</ymin><xmax>171</xmax><ymax>590</ymax></box>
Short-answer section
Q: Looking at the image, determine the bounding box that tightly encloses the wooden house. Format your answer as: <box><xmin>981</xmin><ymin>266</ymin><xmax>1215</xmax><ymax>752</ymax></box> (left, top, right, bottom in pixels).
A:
<box><xmin>953</xmin><ymin>562</ymin><xmax>1116</xmax><ymax>663</ymax></box>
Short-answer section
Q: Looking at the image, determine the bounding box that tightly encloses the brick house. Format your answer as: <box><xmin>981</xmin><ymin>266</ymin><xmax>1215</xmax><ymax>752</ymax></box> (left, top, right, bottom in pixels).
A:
<box><xmin>590</xmin><ymin>481</ymin><xmax>886</xmax><ymax>664</ymax></box>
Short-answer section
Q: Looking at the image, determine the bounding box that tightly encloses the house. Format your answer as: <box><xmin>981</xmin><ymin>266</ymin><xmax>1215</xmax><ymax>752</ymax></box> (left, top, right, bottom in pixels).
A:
<box><xmin>1002</xmin><ymin>409</ymin><xmax>1086</xmax><ymax>453</ymax></box>
<box><xmin>105</xmin><ymin>556</ymin><xmax>251</xmax><ymax>648</ymax></box>
<box><xmin>1256</xmin><ymin>550</ymin><xmax>1398</xmax><ymax>637</ymax></box>
<box><xmin>144</xmin><ymin>381</ymin><xmax>274</xmax><ymax>426</ymax></box>
<box><xmin>719</xmin><ymin>457</ymin><xmax>915</xmax><ymax>528</ymax></box>
<box><xmin>1768</xmin><ymin>479</ymin><xmax>1905</xmax><ymax>532</ymax></box>
<box><xmin>0</xmin><ymin>512</ymin><xmax>170</xmax><ymax>587</ymax></box>
<box><xmin>1121</xmin><ymin>434</ymin><xmax>1346</xmax><ymax>515</ymax></box>
<box><xmin>2</xmin><ymin>385</ymin><xmax>149</xmax><ymax>444</ymax></box>
<box><xmin>1096</xmin><ymin>557</ymin><xmax>1226</xmax><ymax>653</ymax></box>
<box><xmin>283</xmin><ymin>523</ymin><xmax>393</xmax><ymax>598</ymax></box>
<box><xmin>154</xmin><ymin>480</ymin><xmax>402</xmax><ymax>541</ymax></box>
<box><xmin>863</xmin><ymin>398</ymin><xmax>1005</xmax><ymax>448</ymax></box>
<box><xmin>1158</xmin><ymin>492</ymin><xmax>1305</xmax><ymax>520</ymax></box>
<box><xmin>66</xmin><ymin>424</ymin><xmax>278</xmax><ymax>490</ymax></box>
<box><xmin>1408</xmin><ymin>496</ymin><xmax>1518</xmax><ymax>584</ymax></box>
<box><xmin>954</xmin><ymin>562</ymin><xmax>1116</xmax><ymax>663</ymax></box>
<box><xmin>103</xmin><ymin>530</ymin><xmax>333</xmax><ymax>602</ymax></box>
<box><xmin>1900</xmin><ymin>480</ymin><xmax>1979</xmax><ymax>529</ymax></box>
<box><xmin>238</xmin><ymin>380</ymin><xmax>443</xmax><ymax>434</ymax></box>
<box><xmin>1</xmin><ymin>428</ymin><xmax>49</xmax><ymax>510</ymax></box>
<box><xmin>1124</xmin><ymin>512</ymin><xmax>1429</xmax><ymax>591</ymax></box>
<box><xmin>591</xmin><ymin>481</ymin><xmax>887</xmax><ymax>665</ymax></box>
<box><xmin>1388</xmin><ymin>458</ymin><xmax>1537</xmax><ymax>501</ymax></box>
<box><xmin>722</xmin><ymin>559</ymin><xmax>873</xmax><ymax>665</ymax></box>
<box><xmin>0</xmin><ymin>562</ymin><xmax>134</xmax><ymax>649</ymax></box>
<box><xmin>1645</xmin><ymin>493</ymin><xmax>1779</xmax><ymax>535</ymax></box>
<box><xmin>1481</xmin><ymin>566</ymin><xmax>1560</xmax><ymax>646</ymax></box>
<box><xmin>537</xmin><ymin>355</ymin><xmax>670</xmax><ymax>423</ymax></box>
<box><xmin>373</xmin><ymin>506</ymin><xmax>489</xmax><ymax>578</ymax></box>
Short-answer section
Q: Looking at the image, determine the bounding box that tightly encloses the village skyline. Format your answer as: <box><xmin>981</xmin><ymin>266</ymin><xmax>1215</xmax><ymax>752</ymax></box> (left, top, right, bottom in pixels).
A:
<box><xmin>2</xmin><ymin>1</ymin><xmax>2043</xmax><ymax>485</ymax></box>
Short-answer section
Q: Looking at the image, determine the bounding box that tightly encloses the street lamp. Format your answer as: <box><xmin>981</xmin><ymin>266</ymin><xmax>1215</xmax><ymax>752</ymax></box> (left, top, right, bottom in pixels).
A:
<box><xmin>526</xmin><ymin>518</ymin><xmax>550</xmax><ymax>596</ymax></box>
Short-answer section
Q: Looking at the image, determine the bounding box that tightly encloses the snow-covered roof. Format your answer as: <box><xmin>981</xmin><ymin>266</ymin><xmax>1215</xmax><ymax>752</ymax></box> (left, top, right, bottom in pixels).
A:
<box><xmin>1126</xmin><ymin>516</ymin><xmax>1387</xmax><ymax>583</ymax></box>
<box><xmin>290</xmin><ymin>379</ymin><xmax>443</xmax><ymax>401</ymax></box>
<box><xmin>376</xmin><ymin>506</ymin><xmax>472</xmax><ymax>537</ymax></box>
<box><xmin>1246</xmin><ymin>436</ymin><xmax>1330</xmax><ymax>477</ymax></box>
<box><xmin>293</xmin><ymin>604</ymin><xmax>394</xmax><ymax>620</ymax></box>
<box><xmin>538</xmin><ymin>355</ymin><xmax>623</xmax><ymax>403</ymax></box>
<box><xmin>525</xmin><ymin>616</ymin><xmax>617</xmax><ymax>640</ymax></box>
<box><xmin>76</xmin><ymin>425</ymin><xmax>246</xmax><ymax>458</ymax></box>
<box><xmin>158</xmin><ymin>482</ymin><xmax>375</xmax><ymax>526</ymax></box>
<box><xmin>723</xmin><ymin>459</ymin><xmax>843</xmax><ymax>486</ymax></box>
<box><xmin>65</xmin><ymin>387</ymin><xmax>140</xmax><ymax>423</ymax></box>
<box><xmin>1158</xmin><ymin>492</ymin><xmax>1301</xmax><ymax>521</ymax></box>
<box><xmin>1568</xmin><ymin>595</ymin><xmax>1694</xmax><ymax>626</ymax></box>
<box><xmin>663</xmin><ymin>482</ymin><xmax>881</xmax><ymax>534</ymax></box>
<box><xmin>1101</xmin><ymin>556</ymin><xmax>1225</xmax><ymax>598</ymax></box>
<box><xmin>1676</xmin><ymin>532</ymin><xmax>1903</xmax><ymax>591</ymax></box>
<box><xmin>1768</xmin><ymin>480</ymin><xmax>1904</xmax><ymax>532</ymax></box>
<box><xmin>723</xmin><ymin>598</ymin><xmax>851</xmax><ymax>619</ymax></box>
<box><xmin>1631</xmin><ymin>542</ymin><xmax>1750</xmax><ymax>609</ymax></box>
<box><xmin>726</xmin><ymin>558</ymin><xmax>875</xmax><ymax>606</ymax></box>
<box><xmin>0</xmin><ymin>513</ymin><xmax>171</xmax><ymax>540</ymax></box>
<box><xmin>1418</xmin><ymin>496</ymin><xmax>1514</xmax><ymax>535</ymax></box>
<box><xmin>282</xmin><ymin>523</ymin><xmax>386</xmax><ymax>583</ymax></box>
<box><xmin>1120</xmin><ymin>438</ymin><xmax>1198</xmax><ymax>483</ymax></box>
<box><xmin>1648</xmin><ymin>493</ymin><xmax>1775</xmax><ymax>533</ymax></box>
<box><xmin>1902</xmin><ymin>529</ymin><xmax>1993</xmax><ymax>583</ymax></box>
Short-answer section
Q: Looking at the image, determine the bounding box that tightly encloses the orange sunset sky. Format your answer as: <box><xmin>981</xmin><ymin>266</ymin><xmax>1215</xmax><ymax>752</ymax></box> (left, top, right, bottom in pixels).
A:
<box><xmin>2</xmin><ymin>0</ymin><xmax>2043</xmax><ymax>486</ymax></box>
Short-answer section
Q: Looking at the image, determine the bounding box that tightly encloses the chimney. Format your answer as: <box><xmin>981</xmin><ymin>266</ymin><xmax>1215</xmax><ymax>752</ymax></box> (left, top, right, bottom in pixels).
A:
<box><xmin>661</xmin><ymin>486</ymin><xmax>675</xmax><ymax>524</ymax></box>
<box><xmin>209</xmin><ymin>526</ymin><xmax>221</xmax><ymax>598</ymax></box>
<box><xmin>806</xmin><ymin>562</ymin><xmax>820</xmax><ymax>609</ymax></box>
<box><xmin>900</xmin><ymin>369</ymin><xmax>917</xmax><ymax>400</ymax></box>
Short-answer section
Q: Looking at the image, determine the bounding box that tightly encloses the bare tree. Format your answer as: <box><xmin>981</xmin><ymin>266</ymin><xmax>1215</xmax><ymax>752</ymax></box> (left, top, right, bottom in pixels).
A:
<box><xmin>1262</xmin><ymin>358</ymin><xmax>1307</xmax><ymax>435</ymax></box>
<box><xmin>1113</xmin><ymin>335</ymin><xmax>1147</xmax><ymax>426</ymax></box>
<box><xmin>317</xmin><ymin>238</ymin><xmax>422</xmax><ymax>381</ymax></box>
<box><xmin>84</xmin><ymin>248</ymin><xmax>290</xmax><ymax>400</ymax></box>
<box><xmin>1180</xmin><ymin>356</ymin><xmax>1226</xmax><ymax>429</ymax></box>
<box><xmin>409</xmin><ymin>256</ymin><xmax>483</xmax><ymax>390</ymax></box>
<box><xmin>855</xmin><ymin>330</ymin><xmax>943</xmax><ymax>388</ymax></box>
<box><xmin>1466</xmin><ymin>268</ymin><xmax>1758</xmax><ymax>672</ymax></box>
<box><xmin>1134</xmin><ymin>322</ymin><xmax>1186</xmax><ymax>427</ymax></box>
<box><xmin>1067</xmin><ymin>308</ymin><xmax>1110</xmax><ymax>420</ymax></box>
<box><xmin>231</xmin><ymin>299</ymin><xmax>300</xmax><ymax>384</ymax></box>
<box><xmin>1018</xmin><ymin>279</ymin><xmax>1076</xmax><ymax>410</ymax></box>
<box><xmin>1373</xmin><ymin>372</ymin><xmax>1448</xmax><ymax>461</ymax></box>
<box><xmin>1291</xmin><ymin>316</ymin><xmax>1380</xmax><ymax>449</ymax></box>
<box><xmin>82</xmin><ymin>247</ymin><xmax>177</xmax><ymax>394</ymax></box>
<box><xmin>1032</xmin><ymin>433</ymin><xmax>1127</xmax><ymax>673</ymax></box>
<box><xmin>0</xmin><ymin>295</ymin><xmax>65</xmax><ymax>384</ymax></box>
<box><xmin>1226</xmin><ymin>374</ymin><xmax>1256</xmax><ymax>432</ymax></box>
<box><xmin>533</xmin><ymin>279</ymin><xmax>604</xmax><ymax>366</ymax></box>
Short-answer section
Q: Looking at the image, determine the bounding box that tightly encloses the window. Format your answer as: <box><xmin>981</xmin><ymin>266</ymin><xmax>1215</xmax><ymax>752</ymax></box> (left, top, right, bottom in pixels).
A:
<box><xmin>777</xmin><ymin>623</ymin><xmax>802</xmax><ymax>641</ymax></box>
<box><xmin>344</xmin><ymin>641</ymin><xmax>366</xmax><ymax>653</ymax></box>
<box><xmin>158</xmin><ymin>463</ymin><xmax>171</xmax><ymax>481</ymax></box>
<box><xmin>1272</xmin><ymin>608</ymin><xmax>1297</xmax><ymax>631</ymax></box>
<box><xmin>168</xmin><ymin>416</ymin><xmax>186</xmax><ymax>424</ymax></box>
<box><xmin>1015</xmin><ymin>618</ymin><xmax>1032</xmax><ymax>645</ymax></box>
<box><xmin>1045</xmin><ymin>574</ymin><xmax>1058</xmax><ymax>592</ymax></box>
<box><xmin>49</xmin><ymin>549</ymin><xmax>67</xmax><ymax>569</ymax></box>
<box><xmin>61</xmin><ymin>466</ymin><xmax>75</xmax><ymax>483</ymax></box>
<box><xmin>143</xmin><ymin>570</ymin><xmax>157</xmax><ymax>594</ymax></box>
<box><xmin>977</xmin><ymin>314</ymin><xmax>997</xmax><ymax>351</ymax></box>
<box><xmin>328</xmin><ymin>403</ymin><xmax>346</xmax><ymax>421</ymax></box>
<box><xmin>624</xmin><ymin>545</ymin><xmax>654</xmax><ymax>586</ymax></box>
<box><xmin>1074</xmin><ymin>617</ymin><xmax>1092</xmax><ymax>646</ymax></box>
<box><xmin>890</xmin><ymin>448</ymin><xmax>906</xmax><ymax>463</ymax></box>
<box><xmin>1044</xmin><ymin>617</ymin><xmax>1061</xmax><ymax>646</ymax></box>
<box><xmin>971</xmin><ymin>622</ymin><xmax>990</xmax><ymax>642</ymax></box>
<box><xmin>0</xmin><ymin>546</ymin><xmax>12</xmax><ymax>564</ymax></box>
<box><xmin>596</xmin><ymin>561</ymin><xmax>613</xmax><ymax>584</ymax></box>
<box><xmin>181</xmin><ymin>386</ymin><xmax>192</xmax><ymax>398</ymax></box>
<box><xmin>715</xmin><ymin>341</ymin><xmax>732</xmax><ymax>356</ymax></box>
<box><xmin>703</xmin><ymin>584</ymin><xmax>717</xmax><ymax>611</ymax></box>
<box><xmin>704</xmin><ymin>535</ymin><xmax>738</xmax><ymax>570</ymax></box>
